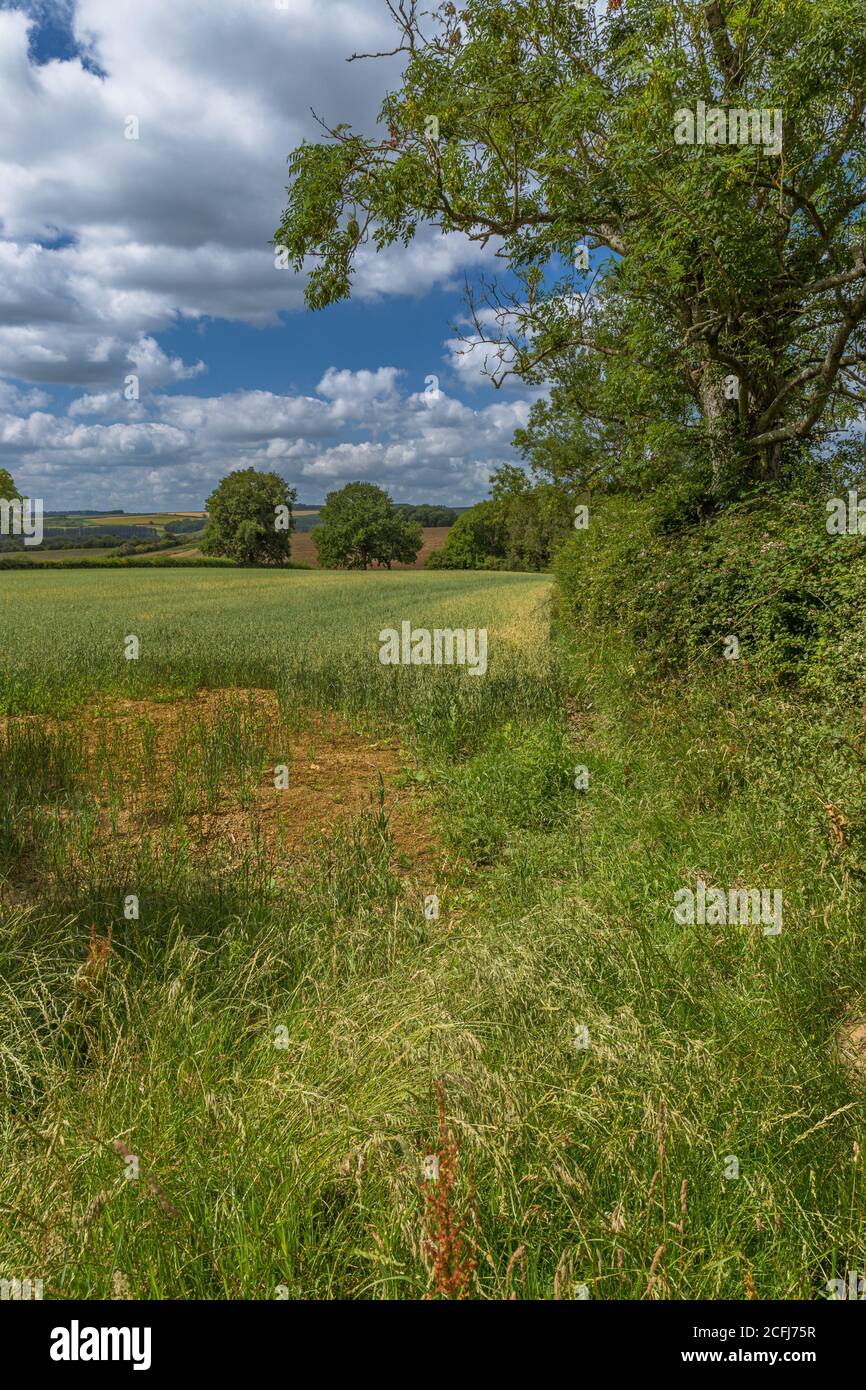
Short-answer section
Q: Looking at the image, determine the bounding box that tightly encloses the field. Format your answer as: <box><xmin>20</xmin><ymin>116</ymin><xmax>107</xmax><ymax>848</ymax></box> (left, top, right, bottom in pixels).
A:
<box><xmin>54</xmin><ymin>513</ymin><xmax>208</xmax><ymax>527</ymax></box>
<box><xmin>8</xmin><ymin>514</ymin><xmax>450</xmax><ymax>568</ymax></box>
<box><xmin>0</xmin><ymin>565</ymin><xmax>863</xmax><ymax>1301</ymax></box>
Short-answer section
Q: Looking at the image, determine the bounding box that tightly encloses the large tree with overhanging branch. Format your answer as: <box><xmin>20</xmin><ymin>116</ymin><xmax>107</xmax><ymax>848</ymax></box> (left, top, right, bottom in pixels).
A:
<box><xmin>276</xmin><ymin>0</ymin><xmax>866</xmax><ymax>498</ymax></box>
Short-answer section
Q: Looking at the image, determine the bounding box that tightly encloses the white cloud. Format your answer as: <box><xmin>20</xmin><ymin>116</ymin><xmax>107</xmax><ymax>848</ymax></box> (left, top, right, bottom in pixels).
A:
<box><xmin>0</xmin><ymin>0</ymin><xmax>530</xmax><ymax>507</ymax></box>
<box><xmin>1</xmin><ymin>368</ymin><xmax>529</xmax><ymax>506</ymax></box>
<box><xmin>0</xmin><ymin>1</ymin><xmax>494</xmax><ymax>387</ymax></box>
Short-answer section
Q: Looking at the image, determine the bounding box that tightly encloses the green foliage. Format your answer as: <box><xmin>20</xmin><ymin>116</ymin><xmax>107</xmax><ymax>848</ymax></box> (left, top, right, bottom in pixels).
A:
<box><xmin>438</xmin><ymin>720</ymin><xmax>574</xmax><ymax>861</ymax></box>
<box><xmin>0</xmin><ymin>554</ymin><xmax>240</xmax><ymax>571</ymax></box>
<box><xmin>201</xmin><ymin>469</ymin><xmax>296</xmax><ymax>565</ymax></box>
<box><xmin>490</xmin><ymin>465</ymin><xmax>573</xmax><ymax>569</ymax></box>
<box><xmin>426</xmin><ymin>499</ymin><xmax>507</xmax><ymax>569</ymax></box>
<box><xmin>394</xmin><ymin>503</ymin><xmax>459</xmax><ymax>526</ymax></box>
<box><xmin>427</xmin><ymin>476</ymin><xmax>571</xmax><ymax>571</ymax></box>
<box><xmin>313</xmin><ymin>482</ymin><xmax>422</xmax><ymax>569</ymax></box>
<box><xmin>278</xmin><ymin>0</ymin><xmax>866</xmax><ymax>497</ymax></box>
<box><xmin>0</xmin><ymin>468</ymin><xmax>21</xmax><ymax>501</ymax></box>
<box><xmin>554</xmin><ymin>485</ymin><xmax>866</xmax><ymax>704</ymax></box>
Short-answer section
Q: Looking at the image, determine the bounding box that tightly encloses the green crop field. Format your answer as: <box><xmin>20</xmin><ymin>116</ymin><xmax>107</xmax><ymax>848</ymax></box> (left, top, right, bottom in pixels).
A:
<box><xmin>0</xmin><ymin>564</ymin><xmax>863</xmax><ymax>1302</ymax></box>
<box><xmin>0</xmin><ymin>568</ymin><xmax>552</xmax><ymax>719</ymax></box>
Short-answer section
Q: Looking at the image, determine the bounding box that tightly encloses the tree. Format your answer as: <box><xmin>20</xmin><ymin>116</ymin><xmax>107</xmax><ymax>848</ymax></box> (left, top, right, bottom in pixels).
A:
<box><xmin>0</xmin><ymin>468</ymin><xmax>21</xmax><ymax>501</ymax></box>
<box><xmin>201</xmin><ymin>469</ymin><xmax>296</xmax><ymax>564</ymax></box>
<box><xmin>395</xmin><ymin>503</ymin><xmax>460</xmax><ymax>526</ymax></box>
<box><xmin>313</xmin><ymin>482</ymin><xmax>423</xmax><ymax>568</ymax></box>
<box><xmin>426</xmin><ymin>499</ymin><xmax>506</xmax><ymax>568</ymax></box>
<box><xmin>277</xmin><ymin>0</ymin><xmax>866</xmax><ymax>499</ymax></box>
<box><xmin>427</xmin><ymin>477</ymin><xmax>570</xmax><ymax>569</ymax></box>
<box><xmin>490</xmin><ymin>464</ymin><xmax>573</xmax><ymax>568</ymax></box>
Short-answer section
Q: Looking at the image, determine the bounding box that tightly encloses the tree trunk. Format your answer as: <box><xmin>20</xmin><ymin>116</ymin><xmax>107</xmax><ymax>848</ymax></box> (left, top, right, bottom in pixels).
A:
<box><xmin>700</xmin><ymin>363</ymin><xmax>737</xmax><ymax>498</ymax></box>
<box><xmin>758</xmin><ymin>438</ymin><xmax>783</xmax><ymax>481</ymax></box>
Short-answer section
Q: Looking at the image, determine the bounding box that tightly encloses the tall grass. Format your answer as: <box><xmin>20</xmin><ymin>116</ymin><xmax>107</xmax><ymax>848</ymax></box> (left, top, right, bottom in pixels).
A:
<box><xmin>0</xmin><ymin>567</ymin><xmax>863</xmax><ymax>1298</ymax></box>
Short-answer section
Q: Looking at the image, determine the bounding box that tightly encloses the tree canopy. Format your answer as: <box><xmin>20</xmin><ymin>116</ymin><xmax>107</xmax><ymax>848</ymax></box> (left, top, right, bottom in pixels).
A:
<box><xmin>201</xmin><ymin>469</ymin><xmax>297</xmax><ymax>565</ymax></box>
<box><xmin>394</xmin><ymin>502</ymin><xmax>460</xmax><ymax>526</ymax></box>
<box><xmin>0</xmin><ymin>469</ymin><xmax>21</xmax><ymax>501</ymax></box>
<box><xmin>277</xmin><ymin>0</ymin><xmax>866</xmax><ymax>500</ymax></box>
<box><xmin>313</xmin><ymin>482</ymin><xmax>423</xmax><ymax>568</ymax></box>
<box><xmin>428</xmin><ymin>470</ymin><xmax>570</xmax><ymax>569</ymax></box>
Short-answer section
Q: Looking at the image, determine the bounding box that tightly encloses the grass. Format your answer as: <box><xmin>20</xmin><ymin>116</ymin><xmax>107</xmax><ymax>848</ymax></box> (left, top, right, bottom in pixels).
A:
<box><xmin>0</xmin><ymin>569</ymin><xmax>555</xmax><ymax>739</ymax></box>
<box><xmin>0</xmin><ymin>566</ymin><xmax>863</xmax><ymax>1299</ymax></box>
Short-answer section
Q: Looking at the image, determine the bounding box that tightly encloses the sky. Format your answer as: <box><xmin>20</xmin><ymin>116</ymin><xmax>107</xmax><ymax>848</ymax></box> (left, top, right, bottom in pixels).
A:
<box><xmin>0</xmin><ymin>0</ymin><xmax>539</xmax><ymax>510</ymax></box>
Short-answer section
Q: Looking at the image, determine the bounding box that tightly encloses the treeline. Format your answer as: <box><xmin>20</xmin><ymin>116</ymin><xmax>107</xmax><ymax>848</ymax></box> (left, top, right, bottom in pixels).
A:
<box><xmin>426</xmin><ymin>470</ymin><xmax>571</xmax><ymax>571</ymax></box>
<box><xmin>0</xmin><ymin>531</ymin><xmax>192</xmax><ymax>555</ymax></box>
<box><xmin>394</xmin><ymin>503</ymin><xmax>460</xmax><ymax>527</ymax></box>
<box><xmin>0</xmin><ymin>554</ymin><xmax>235</xmax><ymax>570</ymax></box>
<box><xmin>0</xmin><ymin>524</ymin><xmax>160</xmax><ymax>547</ymax></box>
<box><xmin>0</xmin><ymin>553</ymin><xmax>310</xmax><ymax>571</ymax></box>
<box><xmin>0</xmin><ymin>535</ymin><xmax>118</xmax><ymax>552</ymax></box>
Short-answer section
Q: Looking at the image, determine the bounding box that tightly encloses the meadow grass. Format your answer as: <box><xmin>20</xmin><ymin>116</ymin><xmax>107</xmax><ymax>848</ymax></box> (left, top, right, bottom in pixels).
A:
<box><xmin>0</xmin><ymin>568</ymin><xmax>863</xmax><ymax>1299</ymax></box>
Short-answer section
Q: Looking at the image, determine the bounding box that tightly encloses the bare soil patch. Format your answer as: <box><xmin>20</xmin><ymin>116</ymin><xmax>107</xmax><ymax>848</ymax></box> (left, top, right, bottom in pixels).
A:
<box><xmin>837</xmin><ymin>1010</ymin><xmax>866</xmax><ymax>1084</ymax></box>
<box><xmin>1</xmin><ymin>690</ymin><xmax>441</xmax><ymax>887</ymax></box>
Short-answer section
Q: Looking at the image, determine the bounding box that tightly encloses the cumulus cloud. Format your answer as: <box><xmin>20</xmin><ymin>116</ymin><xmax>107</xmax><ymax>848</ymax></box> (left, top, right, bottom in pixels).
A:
<box><xmin>0</xmin><ymin>0</ymin><xmax>530</xmax><ymax>507</ymax></box>
<box><xmin>1</xmin><ymin>368</ymin><xmax>529</xmax><ymax>507</ymax></box>
<box><xmin>0</xmin><ymin>0</ymin><xmax>493</xmax><ymax>387</ymax></box>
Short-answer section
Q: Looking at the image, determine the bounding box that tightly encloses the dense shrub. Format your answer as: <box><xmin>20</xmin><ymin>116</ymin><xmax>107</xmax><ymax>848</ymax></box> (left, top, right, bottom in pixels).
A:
<box><xmin>554</xmin><ymin>489</ymin><xmax>866</xmax><ymax>705</ymax></box>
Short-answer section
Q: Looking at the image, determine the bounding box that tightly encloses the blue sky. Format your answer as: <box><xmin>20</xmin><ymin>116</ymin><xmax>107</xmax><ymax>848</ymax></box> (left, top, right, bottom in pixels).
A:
<box><xmin>0</xmin><ymin>0</ymin><xmax>539</xmax><ymax>510</ymax></box>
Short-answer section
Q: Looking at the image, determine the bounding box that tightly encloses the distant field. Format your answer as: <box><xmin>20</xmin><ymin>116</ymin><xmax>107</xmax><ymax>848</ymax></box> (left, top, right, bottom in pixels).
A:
<box><xmin>46</xmin><ymin>512</ymin><xmax>206</xmax><ymax>527</ymax></box>
<box><xmin>6</xmin><ymin>547</ymin><xmax>120</xmax><ymax>562</ymax></box>
<box><xmin>8</xmin><ymin>512</ymin><xmax>448</xmax><ymax>567</ymax></box>
<box><xmin>289</xmin><ymin>524</ymin><xmax>449</xmax><ymax>568</ymax></box>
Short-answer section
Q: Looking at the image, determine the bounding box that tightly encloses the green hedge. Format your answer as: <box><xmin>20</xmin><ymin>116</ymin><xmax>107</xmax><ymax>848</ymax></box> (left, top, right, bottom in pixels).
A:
<box><xmin>553</xmin><ymin>490</ymin><xmax>866</xmax><ymax>704</ymax></box>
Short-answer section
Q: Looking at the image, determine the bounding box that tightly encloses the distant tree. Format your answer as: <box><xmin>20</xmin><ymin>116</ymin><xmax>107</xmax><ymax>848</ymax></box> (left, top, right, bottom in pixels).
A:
<box><xmin>425</xmin><ymin>477</ymin><xmax>570</xmax><ymax>571</ymax></box>
<box><xmin>426</xmin><ymin>500</ymin><xmax>507</xmax><ymax>569</ymax></box>
<box><xmin>313</xmin><ymin>482</ymin><xmax>422</xmax><ymax>569</ymax></box>
<box><xmin>490</xmin><ymin>465</ymin><xmax>573</xmax><ymax>569</ymax></box>
<box><xmin>0</xmin><ymin>468</ymin><xmax>21</xmax><ymax>500</ymax></box>
<box><xmin>201</xmin><ymin>469</ymin><xmax>296</xmax><ymax>565</ymax></box>
<box><xmin>395</xmin><ymin>503</ymin><xmax>459</xmax><ymax>527</ymax></box>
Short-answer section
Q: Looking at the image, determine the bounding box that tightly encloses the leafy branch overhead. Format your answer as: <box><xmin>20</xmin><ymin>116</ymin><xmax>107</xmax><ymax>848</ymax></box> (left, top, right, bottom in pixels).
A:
<box><xmin>277</xmin><ymin>0</ymin><xmax>866</xmax><ymax>496</ymax></box>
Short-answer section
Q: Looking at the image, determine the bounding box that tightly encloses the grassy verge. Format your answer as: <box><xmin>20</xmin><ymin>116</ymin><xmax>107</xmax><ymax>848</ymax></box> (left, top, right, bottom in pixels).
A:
<box><xmin>0</xmin><ymin>569</ymin><xmax>863</xmax><ymax>1298</ymax></box>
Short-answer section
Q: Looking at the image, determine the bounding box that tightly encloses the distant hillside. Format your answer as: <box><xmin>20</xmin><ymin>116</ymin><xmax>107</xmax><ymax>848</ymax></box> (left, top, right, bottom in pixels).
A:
<box><xmin>11</xmin><ymin>505</ymin><xmax>468</xmax><ymax>564</ymax></box>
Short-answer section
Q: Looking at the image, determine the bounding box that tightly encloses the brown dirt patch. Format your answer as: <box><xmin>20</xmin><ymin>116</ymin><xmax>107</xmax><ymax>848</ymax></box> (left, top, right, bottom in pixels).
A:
<box><xmin>1</xmin><ymin>689</ymin><xmax>441</xmax><ymax>887</ymax></box>
<box><xmin>838</xmin><ymin>1011</ymin><xmax>866</xmax><ymax>1084</ymax></box>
